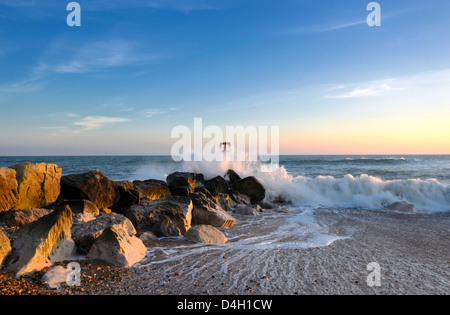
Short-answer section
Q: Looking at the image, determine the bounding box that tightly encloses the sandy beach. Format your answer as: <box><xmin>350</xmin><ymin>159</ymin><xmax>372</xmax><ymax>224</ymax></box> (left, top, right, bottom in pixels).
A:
<box><xmin>3</xmin><ymin>208</ymin><xmax>447</xmax><ymax>295</ymax></box>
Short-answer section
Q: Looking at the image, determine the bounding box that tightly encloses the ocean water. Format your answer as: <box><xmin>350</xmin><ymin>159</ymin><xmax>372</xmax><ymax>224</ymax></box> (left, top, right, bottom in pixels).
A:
<box><xmin>1</xmin><ymin>155</ymin><xmax>449</xmax><ymax>213</ymax></box>
<box><xmin>1</xmin><ymin>155</ymin><xmax>449</xmax><ymax>254</ymax></box>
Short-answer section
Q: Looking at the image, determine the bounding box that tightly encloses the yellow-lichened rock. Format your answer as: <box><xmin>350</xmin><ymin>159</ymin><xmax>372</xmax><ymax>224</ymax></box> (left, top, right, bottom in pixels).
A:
<box><xmin>10</xmin><ymin>162</ymin><xmax>62</xmax><ymax>210</ymax></box>
<box><xmin>0</xmin><ymin>167</ymin><xmax>19</xmax><ymax>213</ymax></box>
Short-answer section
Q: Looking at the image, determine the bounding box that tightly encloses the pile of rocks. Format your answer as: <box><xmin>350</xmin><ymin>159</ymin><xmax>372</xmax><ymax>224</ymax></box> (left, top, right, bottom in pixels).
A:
<box><xmin>0</xmin><ymin>162</ymin><xmax>269</xmax><ymax>278</ymax></box>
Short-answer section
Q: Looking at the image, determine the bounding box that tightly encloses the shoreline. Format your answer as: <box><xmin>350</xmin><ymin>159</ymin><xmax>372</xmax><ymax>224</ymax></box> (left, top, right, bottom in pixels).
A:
<box><xmin>2</xmin><ymin>208</ymin><xmax>449</xmax><ymax>295</ymax></box>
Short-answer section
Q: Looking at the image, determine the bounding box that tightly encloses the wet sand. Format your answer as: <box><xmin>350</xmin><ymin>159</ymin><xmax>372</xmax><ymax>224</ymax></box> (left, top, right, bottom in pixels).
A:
<box><xmin>118</xmin><ymin>209</ymin><xmax>450</xmax><ymax>295</ymax></box>
<box><xmin>1</xmin><ymin>209</ymin><xmax>449</xmax><ymax>295</ymax></box>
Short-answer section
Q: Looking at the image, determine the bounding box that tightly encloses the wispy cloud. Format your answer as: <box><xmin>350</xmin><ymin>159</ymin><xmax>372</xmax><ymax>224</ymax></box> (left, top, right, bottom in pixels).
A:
<box><xmin>280</xmin><ymin>19</ymin><xmax>367</xmax><ymax>35</ymax></box>
<box><xmin>73</xmin><ymin>116</ymin><xmax>129</xmax><ymax>133</ymax></box>
<box><xmin>39</xmin><ymin>40</ymin><xmax>159</xmax><ymax>74</ymax></box>
<box><xmin>144</xmin><ymin>107</ymin><xmax>177</xmax><ymax>118</ymax></box>
<box><xmin>325</xmin><ymin>68</ymin><xmax>450</xmax><ymax>99</ymax></box>
<box><xmin>1</xmin><ymin>39</ymin><xmax>162</xmax><ymax>93</ymax></box>
<box><xmin>326</xmin><ymin>84</ymin><xmax>392</xmax><ymax>99</ymax></box>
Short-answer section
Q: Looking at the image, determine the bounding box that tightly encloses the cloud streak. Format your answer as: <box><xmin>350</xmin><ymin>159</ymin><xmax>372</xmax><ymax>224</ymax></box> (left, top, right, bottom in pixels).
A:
<box><xmin>73</xmin><ymin>116</ymin><xmax>129</xmax><ymax>133</ymax></box>
<box><xmin>325</xmin><ymin>68</ymin><xmax>450</xmax><ymax>99</ymax></box>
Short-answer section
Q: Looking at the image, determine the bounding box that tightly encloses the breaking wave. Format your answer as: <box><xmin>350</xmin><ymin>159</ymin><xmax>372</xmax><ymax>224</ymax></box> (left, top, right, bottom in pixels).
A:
<box><xmin>133</xmin><ymin>160</ymin><xmax>450</xmax><ymax>213</ymax></box>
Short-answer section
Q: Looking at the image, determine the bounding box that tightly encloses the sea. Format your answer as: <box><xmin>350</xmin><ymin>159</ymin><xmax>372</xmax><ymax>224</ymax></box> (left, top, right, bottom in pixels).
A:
<box><xmin>1</xmin><ymin>155</ymin><xmax>449</xmax><ymax>213</ymax></box>
<box><xmin>1</xmin><ymin>155</ymin><xmax>449</xmax><ymax>253</ymax></box>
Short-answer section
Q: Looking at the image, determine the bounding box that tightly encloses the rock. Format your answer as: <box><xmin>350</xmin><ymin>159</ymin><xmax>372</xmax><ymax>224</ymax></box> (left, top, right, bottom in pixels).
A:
<box><xmin>113</xmin><ymin>184</ymin><xmax>140</xmax><ymax>214</ymax></box>
<box><xmin>229</xmin><ymin>191</ymin><xmax>252</xmax><ymax>205</ymax></box>
<box><xmin>260</xmin><ymin>201</ymin><xmax>277</xmax><ymax>209</ymax></box>
<box><xmin>235</xmin><ymin>176</ymin><xmax>266</xmax><ymax>204</ymax></box>
<box><xmin>166</xmin><ymin>172</ymin><xmax>203</xmax><ymax>191</ymax></box>
<box><xmin>61</xmin><ymin>199</ymin><xmax>100</xmax><ymax>216</ymax></box>
<box><xmin>225</xmin><ymin>169</ymin><xmax>242</xmax><ymax>184</ymax></box>
<box><xmin>0</xmin><ymin>208</ymin><xmax>53</xmax><ymax>228</ymax></box>
<box><xmin>72</xmin><ymin>212</ymin><xmax>97</xmax><ymax>224</ymax></box>
<box><xmin>215</xmin><ymin>193</ymin><xmax>237</xmax><ymax>211</ymax></box>
<box><xmin>10</xmin><ymin>163</ymin><xmax>62</xmax><ymax>210</ymax></box>
<box><xmin>138</xmin><ymin>231</ymin><xmax>158</xmax><ymax>242</ymax></box>
<box><xmin>185</xmin><ymin>225</ymin><xmax>228</xmax><ymax>244</ymax></box>
<box><xmin>60</xmin><ymin>170</ymin><xmax>119</xmax><ymax>210</ymax></box>
<box><xmin>0</xmin><ymin>229</ymin><xmax>11</xmax><ymax>268</ymax></box>
<box><xmin>189</xmin><ymin>193</ymin><xmax>237</xmax><ymax>228</ymax></box>
<box><xmin>5</xmin><ymin>206</ymin><xmax>73</xmax><ymax>277</ymax></box>
<box><xmin>170</xmin><ymin>186</ymin><xmax>194</xmax><ymax>197</ymax></box>
<box><xmin>203</xmin><ymin>176</ymin><xmax>229</xmax><ymax>195</ymax></box>
<box><xmin>71</xmin><ymin>213</ymin><xmax>136</xmax><ymax>255</ymax></box>
<box><xmin>126</xmin><ymin>196</ymin><xmax>193</xmax><ymax>237</ymax></box>
<box><xmin>0</xmin><ymin>167</ymin><xmax>19</xmax><ymax>213</ymax></box>
<box><xmin>132</xmin><ymin>180</ymin><xmax>170</xmax><ymax>200</ymax></box>
<box><xmin>86</xmin><ymin>225</ymin><xmax>147</xmax><ymax>267</ymax></box>
<box><xmin>234</xmin><ymin>205</ymin><xmax>259</xmax><ymax>216</ymax></box>
<box><xmin>387</xmin><ymin>201</ymin><xmax>417</xmax><ymax>213</ymax></box>
<box><xmin>49</xmin><ymin>238</ymin><xmax>76</xmax><ymax>264</ymax></box>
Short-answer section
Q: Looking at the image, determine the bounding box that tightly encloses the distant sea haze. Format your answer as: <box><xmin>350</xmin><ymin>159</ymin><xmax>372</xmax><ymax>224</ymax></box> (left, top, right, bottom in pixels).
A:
<box><xmin>1</xmin><ymin>155</ymin><xmax>449</xmax><ymax>212</ymax></box>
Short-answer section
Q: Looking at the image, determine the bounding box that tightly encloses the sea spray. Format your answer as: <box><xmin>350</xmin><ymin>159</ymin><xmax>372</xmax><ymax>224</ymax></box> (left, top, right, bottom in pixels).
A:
<box><xmin>132</xmin><ymin>159</ymin><xmax>450</xmax><ymax>212</ymax></box>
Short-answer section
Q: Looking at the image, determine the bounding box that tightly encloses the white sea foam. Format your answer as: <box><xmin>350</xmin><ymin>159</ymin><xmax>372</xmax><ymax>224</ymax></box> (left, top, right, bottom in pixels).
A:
<box><xmin>132</xmin><ymin>160</ymin><xmax>450</xmax><ymax>212</ymax></box>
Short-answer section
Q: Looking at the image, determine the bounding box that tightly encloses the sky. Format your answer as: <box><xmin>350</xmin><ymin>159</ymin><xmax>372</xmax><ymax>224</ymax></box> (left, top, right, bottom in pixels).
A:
<box><xmin>0</xmin><ymin>0</ymin><xmax>449</xmax><ymax>155</ymax></box>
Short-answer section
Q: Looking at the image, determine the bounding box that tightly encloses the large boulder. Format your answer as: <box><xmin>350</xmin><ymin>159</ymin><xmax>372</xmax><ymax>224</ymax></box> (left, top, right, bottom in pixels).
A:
<box><xmin>0</xmin><ymin>229</ymin><xmax>11</xmax><ymax>268</ymax></box>
<box><xmin>0</xmin><ymin>167</ymin><xmax>19</xmax><ymax>213</ymax></box>
<box><xmin>225</xmin><ymin>169</ymin><xmax>242</xmax><ymax>184</ymax></box>
<box><xmin>235</xmin><ymin>176</ymin><xmax>266</xmax><ymax>204</ymax></box>
<box><xmin>86</xmin><ymin>225</ymin><xmax>147</xmax><ymax>267</ymax></box>
<box><xmin>5</xmin><ymin>206</ymin><xmax>74</xmax><ymax>277</ymax></box>
<box><xmin>60</xmin><ymin>170</ymin><xmax>119</xmax><ymax>210</ymax></box>
<box><xmin>184</xmin><ymin>225</ymin><xmax>228</xmax><ymax>244</ymax></box>
<box><xmin>203</xmin><ymin>176</ymin><xmax>229</xmax><ymax>196</ymax></box>
<box><xmin>126</xmin><ymin>196</ymin><xmax>193</xmax><ymax>237</ymax></box>
<box><xmin>233</xmin><ymin>205</ymin><xmax>260</xmax><ymax>216</ymax></box>
<box><xmin>166</xmin><ymin>172</ymin><xmax>203</xmax><ymax>191</ymax></box>
<box><xmin>60</xmin><ymin>199</ymin><xmax>100</xmax><ymax>216</ymax></box>
<box><xmin>9</xmin><ymin>163</ymin><xmax>61</xmax><ymax>210</ymax></box>
<box><xmin>189</xmin><ymin>193</ymin><xmax>237</xmax><ymax>228</ymax></box>
<box><xmin>215</xmin><ymin>193</ymin><xmax>237</xmax><ymax>211</ymax></box>
<box><xmin>132</xmin><ymin>180</ymin><xmax>171</xmax><ymax>200</ymax></box>
<box><xmin>71</xmin><ymin>213</ymin><xmax>136</xmax><ymax>255</ymax></box>
<box><xmin>0</xmin><ymin>208</ymin><xmax>53</xmax><ymax>228</ymax></box>
<box><xmin>113</xmin><ymin>182</ymin><xmax>141</xmax><ymax>214</ymax></box>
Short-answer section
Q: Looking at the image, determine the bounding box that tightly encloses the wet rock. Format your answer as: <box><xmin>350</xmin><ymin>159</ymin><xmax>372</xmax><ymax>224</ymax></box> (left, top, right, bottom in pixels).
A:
<box><xmin>233</xmin><ymin>205</ymin><xmax>260</xmax><ymax>216</ymax></box>
<box><xmin>5</xmin><ymin>206</ymin><xmax>73</xmax><ymax>277</ymax></box>
<box><xmin>60</xmin><ymin>170</ymin><xmax>119</xmax><ymax>210</ymax></box>
<box><xmin>10</xmin><ymin>163</ymin><xmax>62</xmax><ymax>210</ymax></box>
<box><xmin>170</xmin><ymin>186</ymin><xmax>194</xmax><ymax>197</ymax></box>
<box><xmin>190</xmin><ymin>192</ymin><xmax>237</xmax><ymax>228</ymax></box>
<box><xmin>0</xmin><ymin>167</ymin><xmax>19</xmax><ymax>213</ymax></box>
<box><xmin>225</xmin><ymin>169</ymin><xmax>242</xmax><ymax>184</ymax></box>
<box><xmin>126</xmin><ymin>196</ymin><xmax>193</xmax><ymax>237</ymax></box>
<box><xmin>215</xmin><ymin>193</ymin><xmax>237</xmax><ymax>211</ymax></box>
<box><xmin>203</xmin><ymin>176</ymin><xmax>229</xmax><ymax>195</ymax></box>
<box><xmin>166</xmin><ymin>172</ymin><xmax>203</xmax><ymax>191</ymax></box>
<box><xmin>235</xmin><ymin>176</ymin><xmax>266</xmax><ymax>204</ymax></box>
<box><xmin>185</xmin><ymin>225</ymin><xmax>228</xmax><ymax>244</ymax></box>
<box><xmin>229</xmin><ymin>191</ymin><xmax>252</xmax><ymax>206</ymax></box>
<box><xmin>387</xmin><ymin>201</ymin><xmax>417</xmax><ymax>213</ymax></box>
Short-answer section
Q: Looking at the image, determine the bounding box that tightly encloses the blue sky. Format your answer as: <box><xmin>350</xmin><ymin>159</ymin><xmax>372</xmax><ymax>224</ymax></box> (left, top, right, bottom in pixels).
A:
<box><xmin>1</xmin><ymin>0</ymin><xmax>449</xmax><ymax>155</ymax></box>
